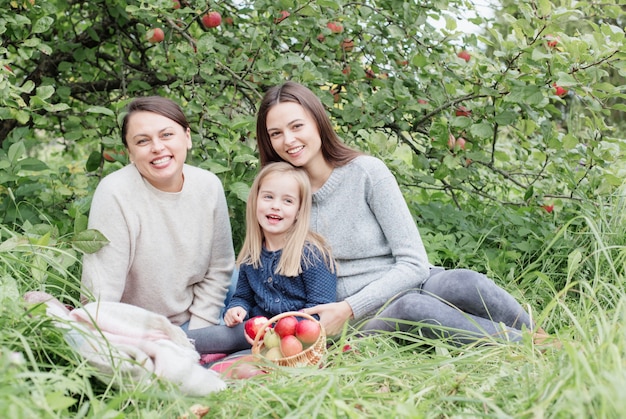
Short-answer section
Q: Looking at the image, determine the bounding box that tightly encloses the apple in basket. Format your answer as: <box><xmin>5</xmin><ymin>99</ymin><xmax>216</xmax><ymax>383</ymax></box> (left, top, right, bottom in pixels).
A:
<box><xmin>295</xmin><ymin>319</ymin><xmax>321</xmax><ymax>344</ymax></box>
<box><xmin>244</xmin><ymin>315</ymin><xmax>269</xmax><ymax>340</ymax></box>
<box><xmin>263</xmin><ymin>328</ymin><xmax>281</xmax><ymax>348</ymax></box>
<box><xmin>274</xmin><ymin>315</ymin><xmax>298</xmax><ymax>337</ymax></box>
<box><xmin>280</xmin><ymin>335</ymin><xmax>303</xmax><ymax>357</ymax></box>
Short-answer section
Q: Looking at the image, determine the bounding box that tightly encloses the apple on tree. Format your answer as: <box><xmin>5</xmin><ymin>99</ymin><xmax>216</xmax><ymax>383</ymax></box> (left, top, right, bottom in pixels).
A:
<box><xmin>146</xmin><ymin>28</ymin><xmax>164</xmax><ymax>43</ymax></box>
<box><xmin>327</xmin><ymin>21</ymin><xmax>343</xmax><ymax>33</ymax></box>
<box><xmin>274</xmin><ymin>10</ymin><xmax>290</xmax><ymax>24</ymax></box>
<box><xmin>553</xmin><ymin>83</ymin><xmax>567</xmax><ymax>97</ymax></box>
<box><xmin>202</xmin><ymin>11</ymin><xmax>222</xmax><ymax>28</ymax></box>
<box><xmin>455</xmin><ymin>106</ymin><xmax>471</xmax><ymax>117</ymax></box>
<box><xmin>457</xmin><ymin>50</ymin><xmax>471</xmax><ymax>62</ymax></box>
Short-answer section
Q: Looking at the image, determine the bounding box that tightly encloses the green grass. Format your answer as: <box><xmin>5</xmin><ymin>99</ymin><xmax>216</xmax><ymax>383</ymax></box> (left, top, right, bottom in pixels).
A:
<box><xmin>3</xmin><ymin>190</ymin><xmax>626</xmax><ymax>418</ymax></box>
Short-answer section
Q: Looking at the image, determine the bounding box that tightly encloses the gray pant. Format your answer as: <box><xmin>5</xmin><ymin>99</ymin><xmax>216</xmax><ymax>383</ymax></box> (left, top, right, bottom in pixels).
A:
<box><xmin>361</xmin><ymin>268</ymin><xmax>534</xmax><ymax>345</ymax></box>
<box><xmin>185</xmin><ymin>323</ymin><xmax>251</xmax><ymax>354</ymax></box>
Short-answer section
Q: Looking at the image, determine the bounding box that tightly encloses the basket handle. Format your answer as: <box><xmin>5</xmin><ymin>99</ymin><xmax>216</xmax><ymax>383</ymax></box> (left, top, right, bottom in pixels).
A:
<box><xmin>252</xmin><ymin>311</ymin><xmax>321</xmax><ymax>348</ymax></box>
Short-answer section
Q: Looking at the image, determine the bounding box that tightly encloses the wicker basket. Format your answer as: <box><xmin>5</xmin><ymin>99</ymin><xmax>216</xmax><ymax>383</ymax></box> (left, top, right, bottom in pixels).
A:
<box><xmin>251</xmin><ymin>311</ymin><xmax>327</xmax><ymax>367</ymax></box>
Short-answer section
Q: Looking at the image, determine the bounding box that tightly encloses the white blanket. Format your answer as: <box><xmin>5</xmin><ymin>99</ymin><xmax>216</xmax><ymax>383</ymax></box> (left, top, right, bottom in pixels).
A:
<box><xmin>23</xmin><ymin>291</ymin><xmax>226</xmax><ymax>396</ymax></box>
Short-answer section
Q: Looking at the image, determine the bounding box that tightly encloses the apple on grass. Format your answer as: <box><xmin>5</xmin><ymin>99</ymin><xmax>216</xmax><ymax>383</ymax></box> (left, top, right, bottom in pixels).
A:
<box><xmin>244</xmin><ymin>315</ymin><xmax>268</xmax><ymax>341</ymax></box>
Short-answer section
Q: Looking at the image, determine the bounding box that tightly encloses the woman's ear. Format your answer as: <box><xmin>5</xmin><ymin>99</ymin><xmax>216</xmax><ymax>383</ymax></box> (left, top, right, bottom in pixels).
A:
<box><xmin>185</xmin><ymin>127</ymin><xmax>192</xmax><ymax>150</ymax></box>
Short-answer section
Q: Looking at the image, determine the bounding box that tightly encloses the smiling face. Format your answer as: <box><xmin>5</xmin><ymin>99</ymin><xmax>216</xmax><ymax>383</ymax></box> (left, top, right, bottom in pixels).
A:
<box><xmin>265</xmin><ymin>102</ymin><xmax>327</xmax><ymax>171</ymax></box>
<box><xmin>125</xmin><ymin>111</ymin><xmax>192</xmax><ymax>192</ymax></box>
<box><xmin>256</xmin><ymin>172</ymin><xmax>301</xmax><ymax>250</ymax></box>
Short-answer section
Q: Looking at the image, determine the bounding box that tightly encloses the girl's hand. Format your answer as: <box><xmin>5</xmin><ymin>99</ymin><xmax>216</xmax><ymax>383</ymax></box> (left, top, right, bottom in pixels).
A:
<box><xmin>224</xmin><ymin>306</ymin><xmax>247</xmax><ymax>327</ymax></box>
<box><xmin>302</xmin><ymin>301</ymin><xmax>353</xmax><ymax>336</ymax></box>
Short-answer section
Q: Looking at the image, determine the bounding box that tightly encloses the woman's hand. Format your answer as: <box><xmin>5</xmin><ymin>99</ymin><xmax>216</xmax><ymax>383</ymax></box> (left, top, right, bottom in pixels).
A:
<box><xmin>302</xmin><ymin>301</ymin><xmax>353</xmax><ymax>336</ymax></box>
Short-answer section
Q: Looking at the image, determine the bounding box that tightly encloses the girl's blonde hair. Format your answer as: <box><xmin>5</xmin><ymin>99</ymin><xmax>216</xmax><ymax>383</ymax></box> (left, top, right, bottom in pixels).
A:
<box><xmin>236</xmin><ymin>162</ymin><xmax>335</xmax><ymax>277</ymax></box>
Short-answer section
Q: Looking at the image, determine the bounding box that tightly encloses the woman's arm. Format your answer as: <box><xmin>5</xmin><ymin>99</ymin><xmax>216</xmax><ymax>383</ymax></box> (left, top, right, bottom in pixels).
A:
<box><xmin>80</xmin><ymin>179</ymin><xmax>132</xmax><ymax>304</ymax></box>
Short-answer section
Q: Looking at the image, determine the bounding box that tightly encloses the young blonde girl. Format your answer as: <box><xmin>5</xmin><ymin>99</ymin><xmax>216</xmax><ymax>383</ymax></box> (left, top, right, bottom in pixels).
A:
<box><xmin>186</xmin><ymin>162</ymin><xmax>336</xmax><ymax>353</ymax></box>
<box><xmin>224</xmin><ymin>162</ymin><xmax>336</xmax><ymax>326</ymax></box>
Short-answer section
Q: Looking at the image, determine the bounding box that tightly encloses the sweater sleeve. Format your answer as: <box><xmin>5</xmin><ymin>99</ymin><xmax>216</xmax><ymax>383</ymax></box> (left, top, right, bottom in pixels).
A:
<box><xmin>80</xmin><ymin>176</ymin><xmax>133</xmax><ymax>304</ymax></box>
<box><xmin>225</xmin><ymin>265</ymin><xmax>254</xmax><ymax>315</ymax></box>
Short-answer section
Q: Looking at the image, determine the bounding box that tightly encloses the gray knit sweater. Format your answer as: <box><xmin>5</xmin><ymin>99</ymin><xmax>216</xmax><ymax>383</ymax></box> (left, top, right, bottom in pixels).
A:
<box><xmin>81</xmin><ymin>164</ymin><xmax>235</xmax><ymax>329</ymax></box>
<box><xmin>310</xmin><ymin>155</ymin><xmax>431</xmax><ymax>320</ymax></box>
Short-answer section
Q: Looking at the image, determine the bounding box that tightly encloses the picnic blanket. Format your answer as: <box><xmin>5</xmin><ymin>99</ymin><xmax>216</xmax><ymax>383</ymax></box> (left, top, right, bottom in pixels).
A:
<box><xmin>23</xmin><ymin>291</ymin><xmax>226</xmax><ymax>396</ymax></box>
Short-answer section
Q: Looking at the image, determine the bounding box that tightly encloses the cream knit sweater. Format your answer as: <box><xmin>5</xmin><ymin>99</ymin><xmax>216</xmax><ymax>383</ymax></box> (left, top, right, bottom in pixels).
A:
<box><xmin>81</xmin><ymin>164</ymin><xmax>235</xmax><ymax>329</ymax></box>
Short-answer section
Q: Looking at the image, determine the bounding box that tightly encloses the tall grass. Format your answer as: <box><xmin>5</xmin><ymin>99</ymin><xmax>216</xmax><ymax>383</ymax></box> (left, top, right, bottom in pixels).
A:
<box><xmin>2</xmin><ymin>189</ymin><xmax>626</xmax><ymax>417</ymax></box>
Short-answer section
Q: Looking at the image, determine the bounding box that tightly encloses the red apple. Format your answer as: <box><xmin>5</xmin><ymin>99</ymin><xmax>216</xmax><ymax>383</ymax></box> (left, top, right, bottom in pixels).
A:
<box><xmin>553</xmin><ymin>83</ymin><xmax>567</xmax><ymax>97</ymax></box>
<box><xmin>274</xmin><ymin>10</ymin><xmax>290</xmax><ymax>24</ymax></box>
<box><xmin>202</xmin><ymin>11</ymin><xmax>222</xmax><ymax>28</ymax></box>
<box><xmin>455</xmin><ymin>106</ymin><xmax>471</xmax><ymax>117</ymax></box>
<box><xmin>172</xmin><ymin>0</ymin><xmax>180</xmax><ymax>9</ymax></box>
<box><xmin>146</xmin><ymin>28</ymin><xmax>164</xmax><ymax>43</ymax></box>
<box><xmin>263</xmin><ymin>328</ymin><xmax>280</xmax><ymax>348</ymax></box>
<box><xmin>417</xmin><ymin>99</ymin><xmax>428</xmax><ymax>105</ymax></box>
<box><xmin>457</xmin><ymin>50</ymin><xmax>471</xmax><ymax>62</ymax></box>
<box><xmin>316</xmin><ymin>33</ymin><xmax>325</xmax><ymax>42</ymax></box>
<box><xmin>542</xmin><ymin>204</ymin><xmax>554</xmax><ymax>213</ymax></box>
<box><xmin>456</xmin><ymin>137</ymin><xmax>466</xmax><ymax>150</ymax></box>
<box><xmin>103</xmin><ymin>150</ymin><xmax>116</xmax><ymax>162</ymax></box>
<box><xmin>448</xmin><ymin>133</ymin><xmax>456</xmax><ymax>150</ymax></box>
<box><xmin>280</xmin><ymin>335</ymin><xmax>303</xmax><ymax>357</ymax></box>
<box><xmin>274</xmin><ymin>316</ymin><xmax>298</xmax><ymax>337</ymax></box>
<box><xmin>224</xmin><ymin>16</ymin><xmax>234</xmax><ymax>25</ymax></box>
<box><xmin>546</xmin><ymin>35</ymin><xmax>558</xmax><ymax>48</ymax></box>
<box><xmin>327</xmin><ymin>21</ymin><xmax>343</xmax><ymax>33</ymax></box>
<box><xmin>341</xmin><ymin>38</ymin><xmax>354</xmax><ymax>52</ymax></box>
<box><xmin>244</xmin><ymin>315</ymin><xmax>268</xmax><ymax>341</ymax></box>
<box><xmin>295</xmin><ymin>319</ymin><xmax>321</xmax><ymax>345</ymax></box>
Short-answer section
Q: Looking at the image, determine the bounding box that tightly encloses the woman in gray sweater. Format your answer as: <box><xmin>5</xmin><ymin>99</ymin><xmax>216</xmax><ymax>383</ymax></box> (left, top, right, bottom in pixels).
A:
<box><xmin>255</xmin><ymin>81</ymin><xmax>552</xmax><ymax>346</ymax></box>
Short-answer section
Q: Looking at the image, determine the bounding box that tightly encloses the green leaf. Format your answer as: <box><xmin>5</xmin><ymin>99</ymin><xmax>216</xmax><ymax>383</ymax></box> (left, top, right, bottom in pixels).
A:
<box><xmin>523</xmin><ymin>185</ymin><xmax>534</xmax><ymax>201</ymax></box>
<box><xmin>36</xmin><ymin>85</ymin><xmax>55</xmax><ymax>100</ymax></box>
<box><xmin>229</xmin><ymin>181</ymin><xmax>251</xmax><ymax>203</ymax></box>
<box><xmin>17</xmin><ymin>157</ymin><xmax>48</xmax><ymax>171</ymax></box>
<box><xmin>85</xmin><ymin>106</ymin><xmax>115</xmax><ymax>117</ymax></box>
<box><xmin>33</xmin><ymin>16</ymin><xmax>54</xmax><ymax>34</ymax></box>
<box><xmin>71</xmin><ymin>229</ymin><xmax>110</xmax><ymax>254</ymax></box>
<box><xmin>85</xmin><ymin>151</ymin><xmax>102</xmax><ymax>172</ymax></box>
<box><xmin>45</xmin><ymin>392</ymin><xmax>77</xmax><ymax>410</ymax></box>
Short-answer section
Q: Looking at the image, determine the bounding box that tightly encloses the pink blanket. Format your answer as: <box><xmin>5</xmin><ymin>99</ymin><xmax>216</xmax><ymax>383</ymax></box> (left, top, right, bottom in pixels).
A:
<box><xmin>23</xmin><ymin>291</ymin><xmax>226</xmax><ymax>396</ymax></box>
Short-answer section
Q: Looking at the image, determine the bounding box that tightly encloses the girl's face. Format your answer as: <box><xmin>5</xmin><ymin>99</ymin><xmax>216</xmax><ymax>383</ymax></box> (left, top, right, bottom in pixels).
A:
<box><xmin>125</xmin><ymin>111</ymin><xmax>192</xmax><ymax>192</ymax></box>
<box><xmin>265</xmin><ymin>102</ymin><xmax>326</xmax><ymax>171</ymax></box>
<box><xmin>256</xmin><ymin>172</ymin><xmax>301</xmax><ymax>250</ymax></box>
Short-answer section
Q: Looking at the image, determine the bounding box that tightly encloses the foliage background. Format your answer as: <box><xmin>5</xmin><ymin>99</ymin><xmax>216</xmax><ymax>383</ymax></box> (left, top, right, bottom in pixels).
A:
<box><xmin>1</xmin><ymin>0</ymin><xmax>626</xmax><ymax>417</ymax></box>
